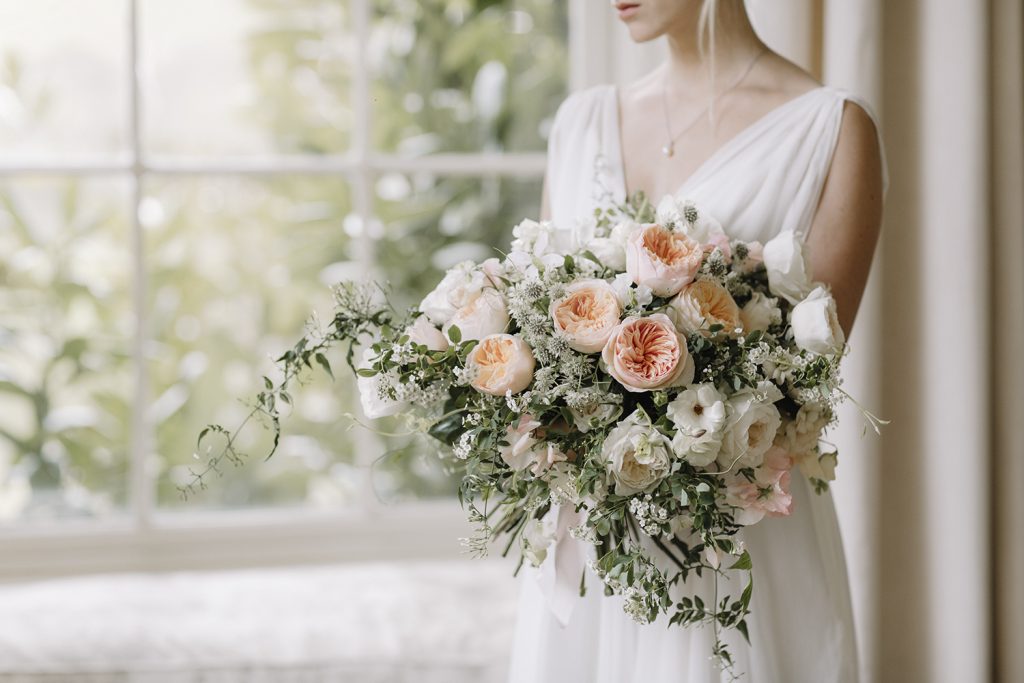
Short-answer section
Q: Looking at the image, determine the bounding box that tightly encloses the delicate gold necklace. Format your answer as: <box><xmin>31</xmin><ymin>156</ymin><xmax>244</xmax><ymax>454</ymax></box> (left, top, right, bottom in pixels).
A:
<box><xmin>660</xmin><ymin>47</ymin><xmax>767</xmax><ymax>158</ymax></box>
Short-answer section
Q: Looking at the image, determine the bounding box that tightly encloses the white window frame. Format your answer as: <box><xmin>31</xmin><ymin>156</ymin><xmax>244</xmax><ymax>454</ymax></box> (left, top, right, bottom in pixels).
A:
<box><xmin>0</xmin><ymin>0</ymin><xmax>635</xmax><ymax>580</ymax></box>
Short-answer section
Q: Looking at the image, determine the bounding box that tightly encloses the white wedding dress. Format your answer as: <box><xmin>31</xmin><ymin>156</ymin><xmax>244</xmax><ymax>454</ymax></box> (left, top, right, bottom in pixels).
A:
<box><xmin>507</xmin><ymin>84</ymin><xmax>886</xmax><ymax>683</ymax></box>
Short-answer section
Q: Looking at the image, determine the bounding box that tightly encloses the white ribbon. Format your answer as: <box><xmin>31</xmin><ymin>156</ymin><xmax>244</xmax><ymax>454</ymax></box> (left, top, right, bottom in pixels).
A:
<box><xmin>536</xmin><ymin>502</ymin><xmax>590</xmax><ymax>627</ymax></box>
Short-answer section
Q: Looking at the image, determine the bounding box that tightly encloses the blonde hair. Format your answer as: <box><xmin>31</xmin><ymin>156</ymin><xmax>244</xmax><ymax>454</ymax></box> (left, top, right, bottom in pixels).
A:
<box><xmin>698</xmin><ymin>0</ymin><xmax>719</xmax><ymax>120</ymax></box>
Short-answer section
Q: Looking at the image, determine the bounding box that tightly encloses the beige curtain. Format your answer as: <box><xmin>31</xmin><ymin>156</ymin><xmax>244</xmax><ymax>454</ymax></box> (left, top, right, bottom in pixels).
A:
<box><xmin>817</xmin><ymin>1</ymin><xmax>1024</xmax><ymax>681</ymax></box>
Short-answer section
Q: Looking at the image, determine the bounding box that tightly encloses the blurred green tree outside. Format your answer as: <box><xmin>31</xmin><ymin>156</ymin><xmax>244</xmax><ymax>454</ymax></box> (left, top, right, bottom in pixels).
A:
<box><xmin>0</xmin><ymin>0</ymin><xmax>567</xmax><ymax>521</ymax></box>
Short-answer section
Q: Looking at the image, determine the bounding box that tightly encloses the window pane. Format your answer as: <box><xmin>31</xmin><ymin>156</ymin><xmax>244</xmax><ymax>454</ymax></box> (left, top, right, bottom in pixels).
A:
<box><xmin>145</xmin><ymin>176</ymin><xmax>377</xmax><ymax>509</ymax></box>
<box><xmin>0</xmin><ymin>178</ymin><xmax>133</xmax><ymax>523</ymax></box>
<box><xmin>0</xmin><ymin>1</ymin><xmax>129</xmax><ymax>160</ymax></box>
<box><xmin>370</xmin><ymin>0</ymin><xmax>568</xmax><ymax>154</ymax></box>
<box><xmin>373</xmin><ymin>173</ymin><xmax>542</xmax><ymax>305</ymax></box>
<box><xmin>139</xmin><ymin>0</ymin><xmax>352</xmax><ymax>157</ymax></box>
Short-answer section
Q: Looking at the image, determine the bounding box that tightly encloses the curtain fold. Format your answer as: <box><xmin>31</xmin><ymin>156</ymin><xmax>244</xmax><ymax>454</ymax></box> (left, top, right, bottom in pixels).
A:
<box><xmin>990</xmin><ymin>2</ymin><xmax>1024</xmax><ymax>682</ymax></box>
<box><xmin>822</xmin><ymin>1</ymin><xmax>1023</xmax><ymax>681</ymax></box>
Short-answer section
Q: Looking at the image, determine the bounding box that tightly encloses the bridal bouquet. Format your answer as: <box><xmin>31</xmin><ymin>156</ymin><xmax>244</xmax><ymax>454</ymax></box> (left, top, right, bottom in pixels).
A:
<box><xmin>191</xmin><ymin>193</ymin><xmax>875</xmax><ymax>672</ymax></box>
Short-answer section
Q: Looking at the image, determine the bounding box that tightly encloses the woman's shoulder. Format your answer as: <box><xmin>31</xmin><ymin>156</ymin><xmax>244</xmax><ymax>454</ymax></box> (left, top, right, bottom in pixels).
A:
<box><xmin>547</xmin><ymin>84</ymin><xmax>618</xmax><ymax>154</ymax></box>
<box><xmin>552</xmin><ymin>84</ymin><xmax>617</xmax><ymax>127</ymax></box>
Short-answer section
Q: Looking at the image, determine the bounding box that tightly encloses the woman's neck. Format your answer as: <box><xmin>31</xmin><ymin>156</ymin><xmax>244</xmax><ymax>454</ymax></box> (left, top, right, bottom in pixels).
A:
<box><xmin>662</xmin><ymin>2</ymin><xmax>764</xmax><ymax>96</ymax></box>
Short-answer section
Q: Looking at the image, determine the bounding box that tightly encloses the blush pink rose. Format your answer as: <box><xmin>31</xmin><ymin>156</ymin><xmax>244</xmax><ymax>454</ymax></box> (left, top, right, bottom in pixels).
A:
<box><xmin>601</xmin><ymin>313</ymin><xmax>695</xmax><ymax>393</ymax></box>
<box><xmin>468</xmin><ymin>333</ymin><xmax>535</xmax><ymax>396</ymax></box>
<box><xmin>724</xmin><ymin>445</ymin><xmax>795</xmax><ymax>525</ymax></box>
<box><xmin>498</xmin><ymin>415</ymin><xmax>569</xmax><ymax>475</ymax></box>
<box><xmin>550</xmin><ymin>279</ymin><xmax>622</xmax><ymax>353</ymax></box>
<box><xmin>625</xmin><ymin>224</ymin><xmax>704</xmax><ymax>297</ymax></box>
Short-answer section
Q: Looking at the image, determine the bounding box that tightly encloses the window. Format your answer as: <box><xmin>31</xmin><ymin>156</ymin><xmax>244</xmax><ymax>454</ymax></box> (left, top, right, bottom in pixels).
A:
<box><xmin>0</xmin><ymin>0</ymin><xmax>617</xmax><ymax>574</ymax></box>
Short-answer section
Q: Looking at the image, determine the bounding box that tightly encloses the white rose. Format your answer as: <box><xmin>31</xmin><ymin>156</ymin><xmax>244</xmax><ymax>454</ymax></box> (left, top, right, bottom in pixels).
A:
<box><xmin>763</xmin><ymin>231</ymin><xmax>812</xmax><ymax>304</ymax></box>
<box><xmin>667</xmin><ymin>384</ymin><xmax>728</xmax><ymax>467</ymax></box>
<box><xmin>739</xmin><ymin>292</ymin><xmax>782</xmax><ymax>333</ymax></box>
<box><xmin>443</xmin><ymin>288</ymin><xmax>509</xmax><ymax>342</ymax></box>
<box><xmin>356</xmin><ymin>348</ymin><xmax>408</xmax><ymax>419</ymax></box>
<box><xmin>602</xmin><ymin>409</ymin><xmax>672</xmax><ymax>495</ymax></box>
<box><xmin>419</xmin><ymin>261</ymin><xmax>487</xmax><ymax>326</ymax></box>
<box><xmin>717</xmin><ymin>382</ymin><xmax>783</xmax><ymax>470</ymax></box>
<box><xmin>521</xmin><ymin>517</ymin><xmax>557</xmax><ymax>567</ymax></box>
<box><xmin>585</xmin><ymin>220</ymin><xmax>634</xmax><ymax>271</ymax></box>
<box><xmin>405</xmin><ymin>316</ymin><xmax>448</xmax><ymax>352</ymax></box>
<box><xmin>510</xmin><ymin>218</ymin><xmax>559</xmax><ymax>257</ymax></box>
<box><xmin>790</xmin><ymin>286</ymin><xmax>845</xmax><ymax>355</ymax></box>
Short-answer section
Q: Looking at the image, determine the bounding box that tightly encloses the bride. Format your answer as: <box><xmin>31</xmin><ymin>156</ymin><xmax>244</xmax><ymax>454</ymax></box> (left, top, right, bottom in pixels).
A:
<box><xmin>508</xmin><ymin>1</ymin><xmax>885</xmax><ymax>682</ymax></box>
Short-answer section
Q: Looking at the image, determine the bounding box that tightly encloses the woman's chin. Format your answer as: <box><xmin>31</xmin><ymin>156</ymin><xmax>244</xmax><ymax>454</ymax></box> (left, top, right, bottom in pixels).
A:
<box><xmin>624</xmin><ymin>23</ymin><xmax>667</xmax><ymax>43</ymax></box>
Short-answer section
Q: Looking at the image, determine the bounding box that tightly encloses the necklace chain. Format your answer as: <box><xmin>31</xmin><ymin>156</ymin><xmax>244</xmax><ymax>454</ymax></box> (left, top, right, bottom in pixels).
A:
<box><xmin>660</xmin><ymin>47</ymin><xmax>767</xmax><ymax>158</ymax></box>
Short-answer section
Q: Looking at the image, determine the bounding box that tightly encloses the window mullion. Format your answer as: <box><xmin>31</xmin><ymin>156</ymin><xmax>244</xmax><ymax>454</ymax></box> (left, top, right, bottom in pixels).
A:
<box><xmin>350</xmin><ymin>0</ymin><xmax>385</xmax><ymax>516</ymax></box>
<box><xmin>127</xmin><ymin>0</ymin><xmax>153</xmax><ymax>531</ymax></box>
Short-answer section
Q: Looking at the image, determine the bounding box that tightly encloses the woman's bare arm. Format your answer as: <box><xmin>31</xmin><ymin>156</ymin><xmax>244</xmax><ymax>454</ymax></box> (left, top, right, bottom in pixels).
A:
<box><xmin>804</xmin><ymin>101</ymin><xmax>885</xmax><ymax>337</ymax></box>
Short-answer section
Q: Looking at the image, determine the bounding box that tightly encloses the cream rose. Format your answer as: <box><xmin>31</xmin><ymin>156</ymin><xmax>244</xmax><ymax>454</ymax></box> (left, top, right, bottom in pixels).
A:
<box><xmin>625</xmin><ymin>223</ymin><xmax>704</xmax><ymax>297</ymax></box>
<box><xmin>790</xmin><ymin>286</ymin><xmax>845</xmax><ymax>355</ymax></box>
<box><xmin>763</xmin><ymin>231</ymin><xmax>812</xmax><ymax>304</ymax></box>
<box><xmin>467</xmin><ymin>333</ymin><xmax>535</xmax><ymax>396</ymax></box>
<box><xmin>602</xmin><ymin>409</ymin><xmax>673</xmax><ymax>495</ymax></box>
<box><xmin>716</xmin><ymin>382</ymin><xmax>783</xmax><ymax>470</ymax></box>
<box><xmin>601</xmin><ymin>314</ymin><xmax>695</xmax><ymax>393</ymax></box>
<box><xmin>550</xmin><ymin>279</ymin><xmax>622</xmax><ymax>353</ymax></box>
<box><xmin>443</xmin><ymin>288</ymin><xmax>509</xmax><ymax>342</ymax></box>
<box><xmin>405</xmin><ymin>316</ymin><xmax>448</xmax><ymax>352</ymax></box>
<box><xmin>418</xmin><ymin>261</ymin><xmax>488</xmax><ymax>326</ymax></box>
<box><xmin>667</xmin><ymin>278</ymin><xmax>742</xmax><ymax>337</ymax></box>
<box><xmin>739</xmin><ymin>291</ymin><xmax>781</xmax><ymax>333</ymax></box>
<box><xmin>667</xmin><ymin>384</ymin><xmax>728</xmax><ymax>467</ymax></box>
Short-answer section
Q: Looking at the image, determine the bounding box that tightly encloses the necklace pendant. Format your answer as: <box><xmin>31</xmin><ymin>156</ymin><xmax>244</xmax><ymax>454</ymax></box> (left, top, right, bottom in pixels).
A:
<box><xmin>662</xmin><ymin>142</ymin><xmax>675</xmax><ymax>158</ymax></box>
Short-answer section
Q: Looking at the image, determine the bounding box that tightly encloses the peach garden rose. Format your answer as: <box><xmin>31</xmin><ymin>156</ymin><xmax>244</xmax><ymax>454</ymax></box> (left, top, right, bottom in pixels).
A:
<box><xmin>625</xmin><ymin>223</ymin><xmax>705</xmax><ymax>297</ymax></box>
<box><xmin>467</xmin><ymin>333</ymin><xmax>535</xmax><ymax>396</ymax></box>
<box><xmin>601</xmin><ymin>313</ymin><xmax>695</xmax><ymax>392</ymax></box>
<box><xmin>550</xmin><ymin>278</ymin><xmax>622</xmax><ymax>353</ymax></box>
<box><xmin>667</xmin><ymin>278</ymin><xmax>742</xmax><ymax>337</ymax></box>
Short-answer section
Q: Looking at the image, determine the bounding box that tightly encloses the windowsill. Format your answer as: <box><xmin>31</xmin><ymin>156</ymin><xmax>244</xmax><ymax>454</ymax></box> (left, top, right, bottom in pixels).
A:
<box><xmin>0</xmin><ymin>499</ymin><xmax>476</xmax><ymax>582</ymax></box>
